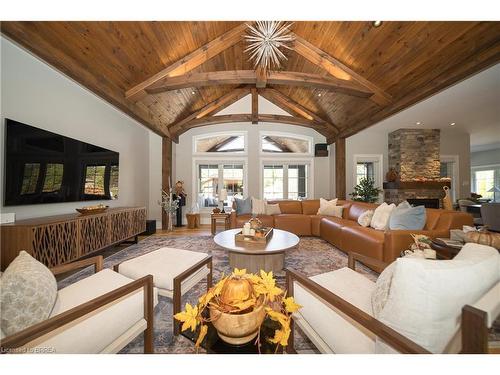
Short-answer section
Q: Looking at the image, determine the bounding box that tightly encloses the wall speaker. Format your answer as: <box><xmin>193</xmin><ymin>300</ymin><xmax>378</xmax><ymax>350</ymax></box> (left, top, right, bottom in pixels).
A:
<box><xmin>315</xmin><ymin>143</ymin><xmax>329</xmax><ymax>157</ymax></box>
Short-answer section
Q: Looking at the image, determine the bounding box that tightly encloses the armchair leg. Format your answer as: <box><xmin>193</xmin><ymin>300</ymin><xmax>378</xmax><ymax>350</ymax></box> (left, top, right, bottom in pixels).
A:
<box><xmin>207</xmin><ymin>258</ymin><xmax>213</xmax><ymax>290</ymax></box>
<box><xmin>144</xmin><ymin>275</ymin><xmax>155</xmax><ymax>354</ymax></box>
<box><xmin>173</xmin><ymin>279</ymin><xmax>181</xmax><ymax>336</ymax></box>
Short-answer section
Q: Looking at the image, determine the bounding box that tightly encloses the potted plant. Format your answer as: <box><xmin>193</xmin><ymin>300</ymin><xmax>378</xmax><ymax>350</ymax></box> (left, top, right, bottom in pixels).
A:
<box><xmin>349</xmin><ymin>177</ymin><xmax>382</xmax><ymax>203</ymax></box>
<box><xmin>174</xmin><ymin>268</ymin><xmax>301</xmax><ymax>351</ymax></box>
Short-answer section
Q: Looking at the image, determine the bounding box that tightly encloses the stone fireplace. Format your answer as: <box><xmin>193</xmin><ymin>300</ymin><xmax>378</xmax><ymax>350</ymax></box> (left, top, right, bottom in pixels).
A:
<box><xmin>384</xmin><ymin>129</ymin><xmax>450</xmax><ymax>207</ymax></box>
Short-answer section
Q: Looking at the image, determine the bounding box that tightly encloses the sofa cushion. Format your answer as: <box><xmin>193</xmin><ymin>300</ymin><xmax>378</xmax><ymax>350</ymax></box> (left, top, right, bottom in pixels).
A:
<box><xmin>265</xmin><ymin>203</ymin><xmax>281</xmax><ymax>216</ymax></box>
<box><xmin>310</xmin><ymin>215</ymin><xmax>327</xmax><ymax>237</ymax></box>
<box><xmin>371</xmin><ymin>261</ymin><xmax>396</xmax><ymax>318</ymax></box>
<box><xmin>251</xmin><ymin>197</ymin><xmax>266</xmax><ymax>215</ymax></box>
<box><xmin>424</xmin><ymin>208</ymin><xmax>442</xmax><ymax>230</ymax></box>
<box><xmin>294</xmin><ymin>267</ymin><xmax>376</xmax><ymax>353</ymax></box>
<box><xmin>320</xmin><ymin>217</ymin><xmax>358</xmax><ymax>249</ymax></box>
<box><xmin>234</xmin><ymin>197</ymin><xmax>252</xmax><ymax>215</ymax></box>
<box><xmin>301</xmin><ymin>200</ymin><xmax>320</xmax><ymax>215</ymax></box>
<box><xmin>358</xmin><ymin>210</ymin><xmax>374</xmax><ymax>227</ymax></box>
<box><xmin>118</xmin><ymin>247</ymin><xmax>209</xmax><ymax>291</ymax></box>
<box><xmin>378</xmin><ymin>243</ymin><xmax>500</xmax><ymax>353</ymax></box>
<box><xmin>341</xmin><ymin>226</ymin><xmax>385</xmax><ymax>260</ymax></box>
<box><xmin>235</xmin><ymin>214</ymin><xmax>274</xmax><ymax>228</ymax></box>
<box><xmin>274</xmin><ymin>214</ymin><xmax>312</xmax><ymax>236</ymax></box>
<box><xmin>33</xmin><ymin>269</ymin><xmax>158</xmax><ymax>353</ymax></box>
<box><xmin>0</xmin><ymin>251</ymin><xmax>57</xmax><ymax>336</ymax></box>
<box><xmin>317</xmin><ymin>198</ymin><xmax>340</xmax><ymax>216</ymax></box>
<box><xmin>370</xmin><ymin>202</ymin><xmax>396</xmax><ymax>230</ymax></box>
<box><xmin>273</xmin><ymin>200</ymin><xmax>303</xmax><ymax>214</ymax></box>
<box><xmin>389</xmin><ymin>203</ymin><xmax>426</xmax><ymax>230</ymax></box>
<box><xmin>347</xmin><ymin>201</ymin><xmax>378</xmax><ymax>222</ymax></box>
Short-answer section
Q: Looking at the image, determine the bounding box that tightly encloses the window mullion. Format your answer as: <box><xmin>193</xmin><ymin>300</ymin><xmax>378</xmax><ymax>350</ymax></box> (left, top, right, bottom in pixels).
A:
<box><xmin>284</xmin><ymin>164</ymin><xmax>289</xmax><ymax>199</ymax></box>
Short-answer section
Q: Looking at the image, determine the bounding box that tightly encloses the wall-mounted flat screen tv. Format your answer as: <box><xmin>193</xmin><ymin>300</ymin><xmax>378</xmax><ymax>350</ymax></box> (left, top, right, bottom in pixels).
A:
<box><xmin>4</xmin><ymin>119</ymin><xmax>119</xmax><ymax>206</ymax></box>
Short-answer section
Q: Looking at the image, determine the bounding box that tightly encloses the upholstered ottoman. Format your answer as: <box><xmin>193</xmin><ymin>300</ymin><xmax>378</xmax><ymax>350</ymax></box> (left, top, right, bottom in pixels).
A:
<box><xmin>115</xmin><ymin>247</ymin><xmax>212</xmax><ymax>335</ymax></box>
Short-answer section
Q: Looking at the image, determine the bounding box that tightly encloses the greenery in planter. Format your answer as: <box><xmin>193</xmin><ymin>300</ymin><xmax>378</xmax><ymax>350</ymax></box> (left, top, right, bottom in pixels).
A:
<box><xmin>349</xmin><ymin>178</ymin><xmax>382</xmax><ymax>203</ymax></box>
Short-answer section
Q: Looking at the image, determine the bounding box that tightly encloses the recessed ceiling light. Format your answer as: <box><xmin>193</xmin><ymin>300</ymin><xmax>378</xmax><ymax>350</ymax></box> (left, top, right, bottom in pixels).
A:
<box><xmin>191</xmin><ymin>90</ymin><xmax>196</xmax><ymax>95</ymax></box>
<box><xmin>450</xmin><ymin>122</ymin><xmax>456</xmax><ymax>126</ymax></box>
<box><xmin>416</xmin><ymin>122</ymin><xmax>422</xmax><ymax>125</ymax></box>
<box><xmin>317</xmin><ymin>93</ymin><xmax>322</xmax><ymax>97</ymax></box>
<box><xmin>372</xmin><ymin>21</ymin><xmax>383</xmax><ymax>28</ymax></box>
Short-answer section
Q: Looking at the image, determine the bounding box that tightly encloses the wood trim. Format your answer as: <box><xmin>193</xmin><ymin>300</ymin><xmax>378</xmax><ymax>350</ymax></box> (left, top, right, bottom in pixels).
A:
<box><xmin>259</xmin><ymin>88</ymin><xmax>339</xmax><ymax>134</ymax></box>
<box><xmin>146</xmin><ymin>70</ymin><xmax>372</xmax><ymax>98</ymax></box>
<box><xmin>125</xmin><ymin>23</ymin><xmax>248</xmax><ymax>101</ymax></box>
<box><xmin>348</xmin><ymin>252</ymin><xmax>389</xmax><ymax>274</ymax></box>
<box><xmin>256</xmin><ymin>66</ymin><xmax>267</xmax><ymax>88</ymax></box>
<box><xmin>168</xmin><ymin>87</ymin><xmax>250</xmax><ymax>137</ymax></box>
<box><xmin>172</xmin><ymin>256</ymin><xmax>213</xmax><ymax>335</ymax></box>
<box><xmin>291</xmin><ymin>32</ymin><xmax>392</xmax><ymax>106</ymax></box>
<box><xmin>335</xmin><ymin>138</ymin><xmax>346</xmax><ymax>199</ymax></box>
<box><xmin>0</xmin><ymin>275</ymin><xmax>155</xmax><ymax>352</ymax></box>
<box><xmin>162</xmin><ymin>137</ymin><xmax>173</xmax><ymax>230</ymax></box>
<box><xmin>50</xmin><ymin>255</ymin><xmax>103</xmax><ymax>276</ymax></box>
<box><xmin>175</xmin><ymin>114</ymin><xmax>332</xmax><ymax>139</ymax></box>
<box><xmin>285</xmin><ymin>268</ymin><xmax>430</xmax><ymax>354</ymax></box>
<box><xmin>461</xmin><ymin>305</ymin><xmax>489</xmax><ymax>354</ymax></box>
<box><xmin>251</xmin><ymin>88</ymin><xmax>258</xmax><ymax>124</ymax></box>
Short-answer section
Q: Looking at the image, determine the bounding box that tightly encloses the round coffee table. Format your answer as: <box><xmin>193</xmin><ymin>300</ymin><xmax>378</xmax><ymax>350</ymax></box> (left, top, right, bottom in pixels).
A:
<box><xmin>213</xmin><ymin>228</ymin><xmax>299</xmax><ymax>273</ymax></box>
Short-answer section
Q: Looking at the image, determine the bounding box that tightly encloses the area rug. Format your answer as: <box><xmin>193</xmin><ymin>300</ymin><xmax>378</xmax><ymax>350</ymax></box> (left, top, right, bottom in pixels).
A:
<box><xmin>59</xmin><ymin>235</ymin><xmax>377</xmax><ymax>354</ymax></box>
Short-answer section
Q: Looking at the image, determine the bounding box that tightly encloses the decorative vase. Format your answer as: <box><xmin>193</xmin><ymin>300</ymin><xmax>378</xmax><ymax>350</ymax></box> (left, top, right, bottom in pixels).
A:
<box><xmin>167</xmin><ymin>212</ymin><xmax>174</xmax><ymax>232</ymax></box>
<box><xmin>386</xmin><ymin>168</ymin><xmax>399</xmax><ymax>182</ymax></box>
<box><xmin>442</xmin><ymin>186</ymin><xmax>453</xmax><ymax>210</ymax></box>
<box><xmin>209</xmin><ymin>298</ymin><xmax>266</xmax><ymax>345</ymax></box>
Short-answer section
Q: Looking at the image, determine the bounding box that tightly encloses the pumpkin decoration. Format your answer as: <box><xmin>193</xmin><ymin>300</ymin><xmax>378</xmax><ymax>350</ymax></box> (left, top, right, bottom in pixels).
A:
<box><xmin>465</xmin><ymin>230</ymin><xmax>500</xmax><ymax>250</ymax></box>
<box><xmin>219</xmin><ymin>277</ymin><xmax>254</xmax><ymax>307</ymax></box>
<box><xmin>212</xmin><ymin>207</ymin><xmax>221</xmax><ymax>214</ymax></box>
<box><xmin>386</xmin><ymin>168</ymin><xmax>399</xmax><ymax>182</ymax></box>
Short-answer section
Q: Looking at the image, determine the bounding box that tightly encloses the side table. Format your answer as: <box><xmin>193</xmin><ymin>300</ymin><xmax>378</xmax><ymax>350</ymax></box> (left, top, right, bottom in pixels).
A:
<box><xmin>430</xmin><ymin>239</ymin><xmax>463</xmax><ymax>259</ymax></box>
<box><xmin>211</xmin><ymin>213</ymin><xmax>230</xmax><ymax>235</ymax></box>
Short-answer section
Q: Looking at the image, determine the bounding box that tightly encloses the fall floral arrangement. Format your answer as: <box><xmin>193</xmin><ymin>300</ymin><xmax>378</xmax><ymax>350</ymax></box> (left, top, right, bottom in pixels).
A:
<box><xmin>174</xmin><ymin>268</ymin><xmax>301</xmax><ymax>352</ymax></box>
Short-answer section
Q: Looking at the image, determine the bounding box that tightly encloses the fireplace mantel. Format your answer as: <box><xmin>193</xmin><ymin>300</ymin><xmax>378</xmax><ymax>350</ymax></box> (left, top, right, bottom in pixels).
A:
<box><xmin>383</xmin><ymin>181</ymin><xmax>451</xmax><ymax>190</ymax></box>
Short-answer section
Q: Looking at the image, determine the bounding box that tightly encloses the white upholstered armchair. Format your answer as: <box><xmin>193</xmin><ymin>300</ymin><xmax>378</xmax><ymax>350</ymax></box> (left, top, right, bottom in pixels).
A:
<box><xmin>286</xmin><ymin>243</ymin><xmax>500</xmax><ymax>354</ymax></box>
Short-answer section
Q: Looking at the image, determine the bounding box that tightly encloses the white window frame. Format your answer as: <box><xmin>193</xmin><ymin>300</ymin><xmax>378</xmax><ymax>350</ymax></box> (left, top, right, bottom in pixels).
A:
<box><xmin>192</xmin><ymin>157</ymin><xmax>248</xmax><ymax>212</ymax></box>
<box><xmin>259</xmin><ymin>131</ymin><xmax>313</xmax><ymax>156</ymax></box>
<box><xmin>193</xmin><ymin>131</ymin><xmax>248</xmax><ymax>156</ymax></box>
<box><xmin>471</xmin><ymin>163</ymin><xmax>500</xmax><ymax>201</ymax></box>
<box><xmin>259</xmin><ymin>158</ymin><xmax>314</xmax><ymax>200</ymax></box>
<box><xmin>440</xmin><ymin>155</ymin><xmax>460</xmax><ymax>202</ymax></box>
<box><xmin>352</xmin><ymin>154</ymin><xmax>384</xmax><ymax>202</ymax></box>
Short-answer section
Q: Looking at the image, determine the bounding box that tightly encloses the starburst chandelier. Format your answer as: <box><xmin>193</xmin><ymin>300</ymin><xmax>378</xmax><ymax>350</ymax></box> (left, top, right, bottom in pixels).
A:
<box><xmin>244</xmin><ymin>21</ymin><xmax>295</xmax><ymax>70</ymax></box>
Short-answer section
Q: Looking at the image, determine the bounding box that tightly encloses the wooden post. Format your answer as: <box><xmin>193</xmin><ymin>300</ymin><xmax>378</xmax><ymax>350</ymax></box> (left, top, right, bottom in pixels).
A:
<box><xmin>162</xmin><ymin>137</ymin><xmax>173</xmax><ymax>230</ymax></box>
<box><xmin>335</xmin><ymin>137</ymin><xmax>346</xmax><ymax>199</ymax></box>
<box><xmin>251</xmin><ymin>87</ymin><xmax>258</xmax><ymax>124</ymax></box>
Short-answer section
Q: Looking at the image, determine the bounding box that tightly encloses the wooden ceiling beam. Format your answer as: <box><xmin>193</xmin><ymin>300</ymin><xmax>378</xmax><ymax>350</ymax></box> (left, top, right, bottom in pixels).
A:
<box><xmin>259</xmin><ymin>88</ymin><xmax>339</xmax><ymax>134</ymax></box>
<box><xmin>167</xmin><ymin>87</ymin><xmax>250</xmax><ymax>140</ymax></box>
<box><xmin>256</xmin><ymin>66</ymin><xmax>267</xmax><ymax>88</ymax></box>
<box><xmin>174</xmin><ymin>114</ymin><xmax>332</xmax><ymax>139</ymax></box>
<box><xmin>146</xmin><ymin>70</ymin><xmax>372</xmax><ymax>98</ymax></box>
<box><xmin>125</xmin><ymin>23</ymin><xmax>248</xmax><ymax>102</ymax></box>
<box><xmin>291</xmin><ymin>32</ymin><xmax>393</xmax><ymax>106</ymax></box>
<box><xmin>251</xmin><ymin>88</ymin><xmax>258</xmax><ymax>124</ymax></box>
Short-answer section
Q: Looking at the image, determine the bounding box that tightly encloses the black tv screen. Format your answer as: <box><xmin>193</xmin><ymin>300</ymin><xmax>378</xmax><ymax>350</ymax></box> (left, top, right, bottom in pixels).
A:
<box><xmin>4</xmin><ymin>119</ymin><xmax>119</xmax><ymax>206</ymax></box>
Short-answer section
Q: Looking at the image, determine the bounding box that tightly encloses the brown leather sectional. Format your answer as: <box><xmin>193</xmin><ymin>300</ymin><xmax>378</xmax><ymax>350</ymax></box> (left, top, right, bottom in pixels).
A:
<box><xmin>229</xmin><ymin>199</ymin><xmax>473</xmax><ymax>269</ymax></box>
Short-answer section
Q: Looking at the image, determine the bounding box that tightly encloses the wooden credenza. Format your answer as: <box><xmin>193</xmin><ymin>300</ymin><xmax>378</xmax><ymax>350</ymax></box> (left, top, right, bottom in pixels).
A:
<box><xmin>1</xmin><ymin>207</ymin><xmax>146</xmax><ymax>270</ymax></box>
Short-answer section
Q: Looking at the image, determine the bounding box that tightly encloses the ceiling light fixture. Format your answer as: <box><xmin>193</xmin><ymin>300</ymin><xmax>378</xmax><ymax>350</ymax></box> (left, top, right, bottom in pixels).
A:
<box><xmin>191</xmin><ymin>91</ymin><xmax>196</xmax><ymax>95</ymax></box>
<box><xmin>450</xmin><ymin>122</ymin><xmax>456</xmax><ymax>126</ymax></box>
<box><xmin>317</xmin><ymin>93</ymin><xmax>322</xmax><ymax>97</ymax></box>
<box><xmin>372</xmin><ymin>21</ymin><xmax>383</xmax><ymax>28</ymax></box>
<box><xmin>416</xmin><ymin>122</ymin><xmax>422</xmax><ymax>125</ymax></box>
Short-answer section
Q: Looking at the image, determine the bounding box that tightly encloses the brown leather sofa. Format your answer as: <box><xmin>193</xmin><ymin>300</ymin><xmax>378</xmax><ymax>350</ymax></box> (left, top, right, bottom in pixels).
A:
<box><xmin>229</xmin><ymin>199</ymin><xmax>473</xmax><ymax>269</ymax></box>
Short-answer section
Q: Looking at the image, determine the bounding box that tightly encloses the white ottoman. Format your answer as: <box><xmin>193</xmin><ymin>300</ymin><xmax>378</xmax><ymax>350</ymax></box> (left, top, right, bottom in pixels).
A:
<box><xmin>115</xmin><ymin>247</ymin><xmax>212</xmax><ymax>335</ymax></box>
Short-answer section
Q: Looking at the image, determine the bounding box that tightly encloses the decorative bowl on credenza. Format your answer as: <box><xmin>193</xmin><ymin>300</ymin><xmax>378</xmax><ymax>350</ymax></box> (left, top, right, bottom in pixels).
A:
<box><xmin>75</xmin><ymin>204</ymin><xmax>109</xmax><ymax>215</ymax></box>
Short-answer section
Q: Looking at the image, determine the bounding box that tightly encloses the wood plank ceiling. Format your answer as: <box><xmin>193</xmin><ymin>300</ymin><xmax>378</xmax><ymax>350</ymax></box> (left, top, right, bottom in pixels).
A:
<box><xmin>2</xmin><ymin>21</ymin><xmax>499</xmax><ymax>143</ymax></box>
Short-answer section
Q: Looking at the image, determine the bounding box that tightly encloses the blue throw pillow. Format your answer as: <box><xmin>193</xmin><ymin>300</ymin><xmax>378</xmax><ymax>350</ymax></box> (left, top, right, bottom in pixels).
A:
<box><xmin>389</xmin><ymin>203</ymin><xmax>426</xmax><ymax>230</ymax></box>
<box><xmin>234</xmin><ymin>197</ymin><xmax>252</xmax><ymax>215</ymax></box>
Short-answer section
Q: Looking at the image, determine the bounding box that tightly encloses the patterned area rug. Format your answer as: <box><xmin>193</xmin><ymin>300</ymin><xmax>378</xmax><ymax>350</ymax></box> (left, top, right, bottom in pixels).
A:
<box><xmin>59</xmin><ymin>235</ymin><xmax>377</xmax><ymax>354</ymax></box>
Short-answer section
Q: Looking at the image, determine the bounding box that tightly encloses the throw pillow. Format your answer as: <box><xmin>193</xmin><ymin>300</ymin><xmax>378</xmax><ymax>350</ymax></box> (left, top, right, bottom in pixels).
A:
<box><xmin>389</xmin><ymin>203</ymin><xmax>426</xmax><ymax>230</ymax></box>
<box><xmin>377</xmin><ymin>243</ymin><xmax>499</xmax><ymax>353</ymax></box>
<box><xmin>265</xmin><ymin>203</ymin><xmax>281</xmax><ymax>215</ymax></box>
<box><xmin>358</xmin><ymin>210</ymin><xmax>374</xmax><ymax>227</ymax></box>
<box><xmin>317</xmin><ymin>198</ymin><xmax>338</xmax><ymax>216</ymax></box>
<box><xmin>251</xmin><ymin>197</ymin><xmax>267</xmax><ymax>215</ymax></box>
<box><xmin>234</xmin><ymin>197</ymin><xmax>252</xmax><ymax>215</ymax></box>
<box><xmin>370</xmin><ymin>202</ymin><xmax>396</xmax><ymax>230</ymax></box>
<box><xmin>0</xmin><ymin>251</ymin><xmax>57</xmax><ymax>336</ymax></box>
<box><xmin>371</xmin><ymin>261</ymin><xmax>396</xmax><ymax>318</ymax></box>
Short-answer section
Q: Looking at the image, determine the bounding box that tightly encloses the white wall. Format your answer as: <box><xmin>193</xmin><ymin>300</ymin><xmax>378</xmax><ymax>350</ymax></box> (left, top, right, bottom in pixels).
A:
<box><xmin>0</xmin><ymin>37</ymin><xmax>162</xmax><ymax>220</ymax></box>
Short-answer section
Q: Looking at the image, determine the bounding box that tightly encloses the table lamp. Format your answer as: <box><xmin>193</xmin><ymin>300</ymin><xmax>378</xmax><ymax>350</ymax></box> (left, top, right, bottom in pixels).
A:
<box><xmin>487</xmin><ymin>186</ymin><xmax>500</xmax><ymax>202</ymax></box>
<box><xmin>219</xmin><ymin>189</ymin><xmax>228</xmax><ymax>213</ymax></box>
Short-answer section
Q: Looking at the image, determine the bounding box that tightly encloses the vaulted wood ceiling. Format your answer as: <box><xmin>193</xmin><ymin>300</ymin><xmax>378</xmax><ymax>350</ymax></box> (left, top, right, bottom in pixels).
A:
<box><xmin>2</xmin><ymin>21</ymin><xmax>499</xmax><ymax>143</ymax></box>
